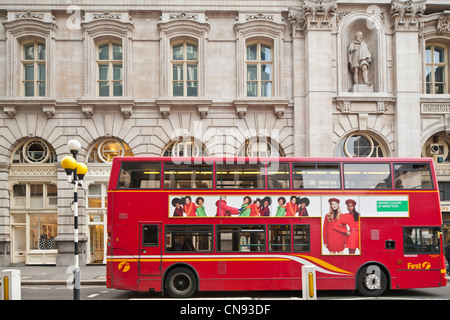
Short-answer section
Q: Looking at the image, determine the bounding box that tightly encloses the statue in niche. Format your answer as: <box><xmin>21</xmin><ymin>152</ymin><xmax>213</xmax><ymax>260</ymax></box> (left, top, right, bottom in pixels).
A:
<box><xmin>348</xmin><ymin>31</ymin><xmax>372</xmax><ymax>86</ymax></box>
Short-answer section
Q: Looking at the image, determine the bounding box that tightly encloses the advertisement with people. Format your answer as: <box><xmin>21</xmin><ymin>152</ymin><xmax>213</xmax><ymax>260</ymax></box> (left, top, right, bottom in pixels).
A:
<box><xmin>168</xmin><ymin>194</ymin><xmax>409</xmax><ymax>255</ymax></box>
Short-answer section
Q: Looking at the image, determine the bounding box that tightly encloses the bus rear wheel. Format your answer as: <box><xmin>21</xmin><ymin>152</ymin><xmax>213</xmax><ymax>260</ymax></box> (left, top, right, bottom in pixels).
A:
<box><xmin>356</xmin><ymin>264</ymin><xmax>387</xmax><ymax>297</ymax></box>
<box><xmin>165</xmin><ymin>267</ymin><xmax>197</xmax><ymax>298</ymax></box>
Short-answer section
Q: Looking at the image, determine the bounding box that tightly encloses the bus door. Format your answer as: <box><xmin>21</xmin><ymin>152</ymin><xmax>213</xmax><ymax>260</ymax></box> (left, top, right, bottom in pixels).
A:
<box><xmin>139</xmin><ymin>222</ymin><xmax>162</xmax><ymax>276</ymax></box>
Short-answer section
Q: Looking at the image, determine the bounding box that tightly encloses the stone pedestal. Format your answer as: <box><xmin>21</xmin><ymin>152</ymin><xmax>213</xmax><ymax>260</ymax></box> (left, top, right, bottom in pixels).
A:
<box><xmin>350</xmin><ymin>84</ymin><xmax>373</xmax><ymax>93</ymax></box>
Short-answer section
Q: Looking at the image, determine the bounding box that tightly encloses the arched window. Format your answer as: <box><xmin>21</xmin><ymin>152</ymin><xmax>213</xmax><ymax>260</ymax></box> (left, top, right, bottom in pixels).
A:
<box><xmin>97</xmin><ymin>41</ymin><xmax>123</xmax><ymax>96</ymax></box>
<box><xmin>88</xmin><ymin>139</ymin><xmax>133</xmax><ymax>163</ymax></box>
<box><xmin>237</xmin><ymin>137</ymin><xmax>285</xmax><ymax>157</ymax></box>
<box><xmin>246</xmin><ymin>40</ymin><xmax>273</xmax><ymax>97</ymax></box>
<box><xmin>171</xmin><ymin>40</ymin><xmax>198</xmax><ymax>97</ymax></box>
<box><xmin>335</xmin><ymin>133</ymin><xmax>386</xmax><ymax>158</ymax></box>
<box><xmin>162</xmin><ymin>137</ymin><xmax>209</xmax><ymax>157</ymax></box>
<box><xmin>22</xmin><ymin>40</ymin><xmax>46</xmax><ymax>97</ymax></box>
<box><xmin>11</xmin><ymin>139</ymin><xmax>56</xmax><ymax>164</ymax></box>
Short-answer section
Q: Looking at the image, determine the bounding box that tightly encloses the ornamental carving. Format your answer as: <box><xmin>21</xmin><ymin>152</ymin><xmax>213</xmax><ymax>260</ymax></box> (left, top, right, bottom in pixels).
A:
<box><xmin>437</xmin><ymin>11</ymin><xmax>450</xmax><ymax>33</ymax></box>
<box><xmin>390</xmin><ymin>0</ymin><xmax>425</xmax><ymax>31</ymax></box>
<box><xmin>169</xmin><ymin>12</ymin><xmax>198</xmax><ymax>20</ymax></box>
<box><xmin>289</xmin><ymin>0</ymin><xmax>337</xmax><ymax>37</ymax></box>
<box><xmin>246</xmin><ymin>13</ymin><xmax>274</xmax><ymax>21</ymax></box>
<box><xmin>15</xmin><ymin>12</ymin><xmax>44</xmax><ymax>20</ymax></box>
<box><xmin>92</xmin><ymin>12</ymin><xmax>121</xmax><ymax>20</ymax></box>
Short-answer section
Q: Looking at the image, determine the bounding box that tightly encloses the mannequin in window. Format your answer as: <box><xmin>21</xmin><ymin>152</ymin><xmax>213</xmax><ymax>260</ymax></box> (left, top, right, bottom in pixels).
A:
<box><xmin>348</xmin><ymin>31</ymin><xmax>372</xmax><ymax>85</ymax></box>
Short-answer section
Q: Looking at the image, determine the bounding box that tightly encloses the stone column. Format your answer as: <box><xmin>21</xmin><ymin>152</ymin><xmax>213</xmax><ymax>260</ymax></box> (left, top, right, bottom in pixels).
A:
<box><xmin>290</xmin><ymin>0</ymin><xmax>337</xmax><ymax>157</ymax></box>
<box><xmin>391</xmin><ymin>0</ymin><xmax>426</xmax><ymax>157</ymax></box>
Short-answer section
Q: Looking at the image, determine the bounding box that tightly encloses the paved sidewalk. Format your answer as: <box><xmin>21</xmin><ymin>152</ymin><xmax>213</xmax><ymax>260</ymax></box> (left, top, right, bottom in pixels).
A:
<box><xmin>1</xmin><ymin>264</ymin><xmax>106</xmax><ymax>286</ymax></box>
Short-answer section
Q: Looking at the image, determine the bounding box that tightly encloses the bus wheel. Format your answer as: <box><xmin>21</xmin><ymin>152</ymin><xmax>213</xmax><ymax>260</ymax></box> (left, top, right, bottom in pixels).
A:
<box><xmin>165</xmin><ymin>267</ymin><xmax>197</xmax><ymax>298</ymax></box>
<box><xmin>356</xmin><ymin>265</ymin><xmax>387</xmax><ymax>297</ymax></box>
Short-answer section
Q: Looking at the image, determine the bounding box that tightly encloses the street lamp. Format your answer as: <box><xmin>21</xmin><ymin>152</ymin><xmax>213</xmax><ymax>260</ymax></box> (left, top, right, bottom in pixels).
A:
<box><xmin>60</xmin><ymin>139</ymin><xmax>87</xmax><ymax>300</ymax></box>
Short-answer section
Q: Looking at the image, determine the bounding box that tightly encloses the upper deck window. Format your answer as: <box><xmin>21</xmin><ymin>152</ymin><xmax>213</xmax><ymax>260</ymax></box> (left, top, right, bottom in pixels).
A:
<box><xmin>394</xmin><ymin>163</ymin><xmax>433</xmax><ymax>189</ymax></box>
<box><xmin>343</xmin><ymin>163</ymin><xmax>391</xmax><ymax>189</ymax></box>
<box><xmin>267</xmin><ymin>163</ymin><xmax>290</xmax><ymax>189</ymax></box>
<box><xmin>216</xmin><ymin>164</ymin><xmax>265</xmax><ymax>189</ymax></box>
<box><xmin>117</xmin><ymin>162</ymin><xmax>161</xmax><ymax>189</ymax></box>
<box><xmin>164</xmin><ymin>163</ymin><xmax>213</xmax><ymax>189</ymax></box>
<box><xmin>292</xmin><ymin>163</ymin><xmax>341</xmax><ymax>189</ymax></box>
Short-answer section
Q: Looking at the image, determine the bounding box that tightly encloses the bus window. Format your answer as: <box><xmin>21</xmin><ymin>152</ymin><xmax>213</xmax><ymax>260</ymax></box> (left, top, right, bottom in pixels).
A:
<box><xmin>269</xmin><ymin>225</ymin><xmax>291</xmax><ymax>252</ymax></box>
<box><xmin>268</xmin><ymin>163</ymin><xmax>290</xmax><ymax>189</ymax></box>
<box><xmin>216</xmin><ymin>225</ymin><xmax>265</xmax><ymax>252</ymax></box>
<box><xmin>292</xmin><ymin>163</ymin><xmax>340</xmax><ymax>189</ymax></box>
<box><xmin>117</xmin><ymin>162</ymin><xmax>161</xmax><ymax>189</ymax></box>
<box><xmin>142</xmin><ymin>225</ymin><xmax>159</xmax><ymax>246</ymax></box>
<box><xmin>165</xmin><ymin>225</ymin><xmax>213</xmax><ymax>252</ymax></box>
<box><xmin>343</xmin><ymin>163</ymin><xmax>392</xmax><ymax>189</ymax></box>
<box><xmin>404</xmin><ymin>227</ymin><xmax>440</xmax><ymax>254</ymax></box>
<box><xmin>216</xmin><ymin>164</ymin><xmax>265</xmax><ymax>189</ymax></box>
<box><xmin>293</xmin><ymin>225</ymin><xmax>310</xmax><ymax>252</ymax></box>
<box><xmin>394</xmin><ymin>163</ymin><xmax>433</xmax><ymax>189</ymax></box>
<box><xmin>164</xmin><ymin>163</ymin><xmax>213</xmax><ymax>189</ymax></box>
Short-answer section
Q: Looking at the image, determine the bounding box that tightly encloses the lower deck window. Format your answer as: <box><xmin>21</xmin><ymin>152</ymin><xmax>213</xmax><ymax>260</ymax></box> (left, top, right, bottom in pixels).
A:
<box><xmin>217</xmin><ymin>225</ymin><xmax>265</xmax><ymax>252</ymax></box>
<box><xmin>404</xmin><ymin>227</ymin><xmax>440</xmax><ymax>254</ymax></box>
<box><xmin>165</xmin><ymin>225</ymin><xmax>212</xmax><ymax>252</ymax></box>
<box><xmin>294</xmin><ymin>225</ymin><xmax>310</xmax><ymax>252</ymax></box>
<box><xmin>269</xmin><ymin>225</ymin><xmax>290</xmax><ymax>252</ymax></box>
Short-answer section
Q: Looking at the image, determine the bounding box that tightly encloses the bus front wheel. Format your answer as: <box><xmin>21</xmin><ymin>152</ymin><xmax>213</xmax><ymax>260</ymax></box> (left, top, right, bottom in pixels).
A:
<box><xmin>165</xmin><ymin>267</ymin><xmax>197</xmax><ymax>298</ymax></box>
<box><xmin>356</xmin><ymin>264</ymin><xmax>387</xmax><ymax>297</ymax></box>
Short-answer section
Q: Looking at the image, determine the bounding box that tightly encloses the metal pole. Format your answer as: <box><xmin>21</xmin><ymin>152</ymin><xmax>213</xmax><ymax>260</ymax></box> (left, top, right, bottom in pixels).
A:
<box><xmin>72</xmin><ymin>155</ymin><xmax>81</xmax><ymax>300</ymax></box>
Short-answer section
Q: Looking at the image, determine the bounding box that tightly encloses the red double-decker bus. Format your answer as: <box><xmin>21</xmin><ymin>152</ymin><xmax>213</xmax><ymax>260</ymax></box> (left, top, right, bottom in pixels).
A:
<box><xmin>106</xmin><ymin>157</ymin><xmax>447</xmax><ymax>297</ymax></box>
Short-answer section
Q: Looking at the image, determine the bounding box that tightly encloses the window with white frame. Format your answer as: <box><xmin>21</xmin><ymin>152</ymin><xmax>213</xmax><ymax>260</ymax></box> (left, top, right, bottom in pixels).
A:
<box><xmin>237</xmin><ymin>137</ymin><xmax>285</xmax><ymax>157</ymax></box>
<box><xmin>22</xmin><ymin>40</ymin><xmax>46</xmax><ymax>97</ymax></box>
<box><xmin>172</xmin><ymin>40</ymin><xmax>198</xmax><ymax>97</ymax></box>
<box><xmin>11</xmin><ymin>139</ymin><xmax>57</xmax><ymax>164</ymax></box>
<box><xmin>97</xmin><ymin>41</ymin><xmax>123</xmax><ymax>96</ymax></box>
<box><xmin>87</xmin><ymin>183</ymin><xmax>108</xmax><ymax>209</ymax></box>
<box><xmin>12</xmin><ymin>183</ymin><xmax>57</xmax><ymax>209</ymax></box>
<box><xmin>426</xmin><ymin>43</ymin><xmax>447</xmax><ymax>94</ymax></box>
<box><xmin>246</xmin><ymin>41</ymin><xmax>273</xmax><ymax>97</ymax></box>
<box><xmin>88</xmin><ymin>138</ymin><xmax>133</xmax><ymax>163</ymax></box>
<box><xmin>334</xmin><ymin>133</ymin><xmax>387</xmax><ymax>158</ymax></box>
<box><xmin>162</xmin><ymin>137</ymin><xmax>209</xmax><ymax>157</ymax></box>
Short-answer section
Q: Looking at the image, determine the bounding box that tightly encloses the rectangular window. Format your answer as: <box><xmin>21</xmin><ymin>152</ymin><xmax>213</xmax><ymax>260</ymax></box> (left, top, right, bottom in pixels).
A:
<box><xmin>47</xmin><ymin>184</ymin><xmax>57</xmax><ymax>206</ymax></box>
<box><xmin>30</xmin><ymin>184</ymin><xmax>43</xmax><ymax>209</ymax></box>
<box><xmin>269</xmin><ymin>225</ymin><xmax>291</xmax><ymax>252</ymax></box>
<box><xmin>217</xmin><ymin>225</ymin><xmax>265</xmax><ymax>252</ymax></box>
<box><xmin>142</xmin><ymin>225</ymin><xmax>159</xmax><ymax>247</ymax></box>
<box><xmin>172</xmin><ymin>42</ymin><xmax>198</xmax><ymax>97</ymax></box>
<box><xmin>117</xmin><ymin>162</ymin><xmax>161</xmax><ymax>189</ymax></box>
<box><xmin>164</xmin><ymin>163</ymin><xmax>213</xmax><ymax>189</ymax></box>
<box><xmin>404</xmin><ymin>227</ymin><xmax>440</xmax><ymax>254</ymax></box>
<box><xmin>97</xmin><ymin>42</ymin><xmax>122</xmax><ymax>97</ymax></box>
<box><xmin>216</xmin><ymin>163</ymin><xmax>265</xmax><ymax>189</ymax></box>
<box><xmin>165</xmin><ymin>225</ymin><xmax>212</xmax><ymax>252</ymax></box>
<box><xmin>294</xmin><ymin>225</ymin><xmax>310</xmax><ymax>252</ymax></box>
<box><xmin>394</xmin><ymin>163</ymin><xmax>433</xmax><ymax>189</ymax></box>
<box><xmin>30</xmin><ymin>214</ymin><xmax>57</xmax><ymax>250</ymax></box>
<box><xmin>13</xmin><ymin>184</ymin><xmax>26</xmax><ymax>207</ymax></box>
<box><xmin>268</xmin><ymin>163</ymin><xmax>290</xmax><ymax>189</ymax></box>
<box><xmin>293</xmin><ymin>163</ymin><xmax>341</xmax><ymax>189</ymax></box>
<box><xmin>22</xmin><ymin>42</ymin><xmax>45</xmax><ymax>97</ymax></box>
<box><xmin>343</xmin><ymin>163</ymin><xmax>392</xmax><ymax>189</ymax></box>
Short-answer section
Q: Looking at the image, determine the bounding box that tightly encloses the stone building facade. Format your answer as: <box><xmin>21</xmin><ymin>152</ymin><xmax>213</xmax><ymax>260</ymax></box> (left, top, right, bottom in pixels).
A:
<box><xmin>0</xmin><ymin>0</ymin><xmax>449</xmax><ymax>266</ymax></box>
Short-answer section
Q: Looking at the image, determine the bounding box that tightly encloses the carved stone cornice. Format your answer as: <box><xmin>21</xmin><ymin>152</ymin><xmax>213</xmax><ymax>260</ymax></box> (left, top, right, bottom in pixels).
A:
<box><xmin>289</xmin><ymin>0</ymin><xmax>337</xmax><ymax>37</ymax></box>
<box><xmin>437</xmin><ymin>11</ymin><xmax>450</xmax><ymax>33</ymax></box>
<box><xmin>390</xmin><ymin>0</ymin><xmax>426</xmax><ymax>31</ymax></box>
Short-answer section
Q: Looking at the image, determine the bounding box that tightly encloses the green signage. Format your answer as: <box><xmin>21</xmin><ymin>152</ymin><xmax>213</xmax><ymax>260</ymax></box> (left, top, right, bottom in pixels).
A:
<box><xmin>377</xmin><ymin>200</ymin><xmax>408</xmax><ymax>212</ymax></box>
